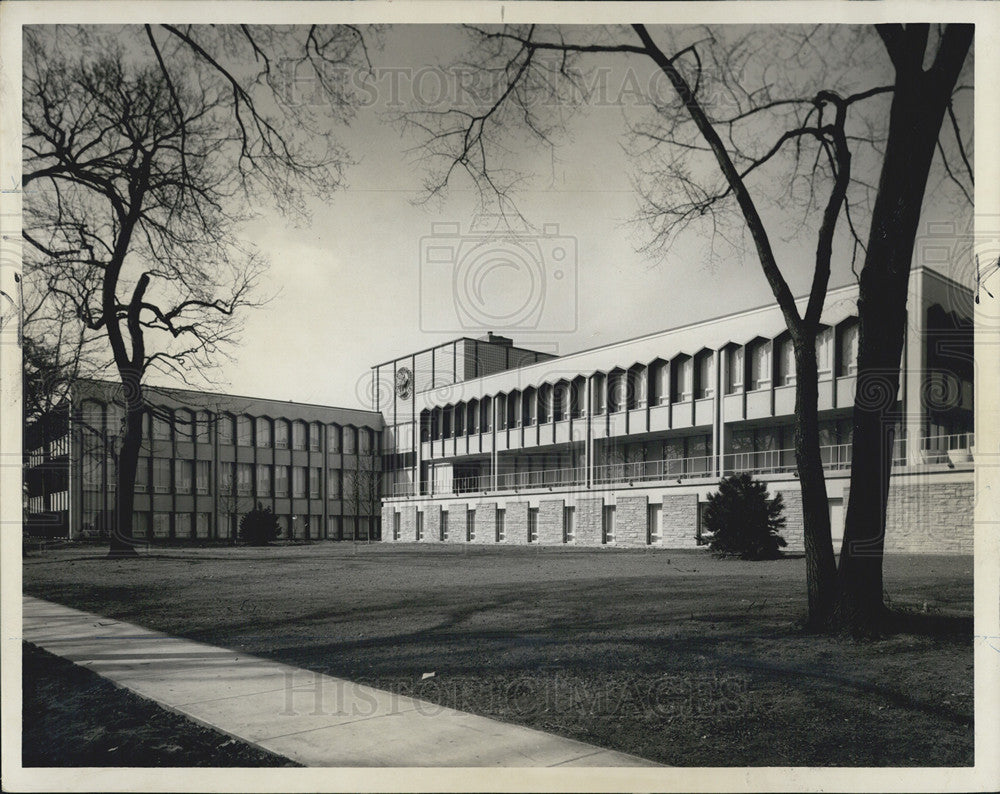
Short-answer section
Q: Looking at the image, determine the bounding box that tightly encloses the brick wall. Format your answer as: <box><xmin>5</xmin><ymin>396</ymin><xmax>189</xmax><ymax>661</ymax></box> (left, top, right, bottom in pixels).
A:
<box><xmin>774</xmin><ymin>488</ymin><xmax>805</xmax><ymax>552</ymax></box>
<box><xmin>616</xmin><ymin>495</ymin><xmax>649</xmax><ymax>548</ymax></box>
<box><xmin>844</xmin><ymin>481</ymin><xmax>973</xmax><ymax>554</ymax></box>
<box><xmin>474</xmin><ymin>502</ymin><xmax>497</xmax><ymax>544</ymax></box>
<box><xmin>576</xmin><ymin>498</ymin><xmax>603</xmax><ymax>546</ymax></box>
<box><xmin>423</xmin><ymin>504</ymin><xmax>441</xmax><ymax>543</ymax></box>
<box><xmin>661</xmin><ymin>494</ymin><xmax>699</xmax><ymax>548</ymax></box>
<box><xmin>503</xmin><ymin>501</ymin><xmax>529</xmax><ymax>545</ymax></box>
<box><xmin>538</xmin><ymin>499</ymin><xmax>565</xmax><ymax>545</ymax></box>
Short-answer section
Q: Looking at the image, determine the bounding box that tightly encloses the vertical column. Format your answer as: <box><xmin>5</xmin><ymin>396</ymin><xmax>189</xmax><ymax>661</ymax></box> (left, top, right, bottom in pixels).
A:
<box><xmin>903</xmin><ymin>272</ymin><xmax>925</xmax><ymax>465</ymax></box>
<box><xmin>585</xmin><ymin>375</ymin><xmax>594</xmax><ymax>488</ymax></box>
<box><xmin>491</xmin><ymin>396</ymin><xmax>498</xmax><ymax>491</ymax></box>
<box><xmin>713</xmin><ymin>349</ymin><xmax>722</xmax><ymax>477</ymax></box>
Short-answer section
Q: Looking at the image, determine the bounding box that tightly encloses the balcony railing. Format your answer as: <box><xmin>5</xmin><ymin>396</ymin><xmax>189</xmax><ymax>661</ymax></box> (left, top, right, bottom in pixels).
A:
<box><xmin>919</xmin><ymin>432</ymin><xmax>974</xmax><ymax>465</ymax></box>
<box><xmin>386</xmin><ymin>435</ymin><xmax>968</xmax><ymax>498</ymax></box>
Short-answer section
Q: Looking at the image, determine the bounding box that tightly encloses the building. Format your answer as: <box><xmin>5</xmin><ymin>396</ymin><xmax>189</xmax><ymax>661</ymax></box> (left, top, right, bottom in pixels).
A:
<box><xmin>376</xmin><ymin>267</ymin><xmax>974</xmax><ymax>553</ymax></box>
<box><xmin>24</xmin><ymin>380</ymin><xmax>384</xmax><ymax>542</ymax></box>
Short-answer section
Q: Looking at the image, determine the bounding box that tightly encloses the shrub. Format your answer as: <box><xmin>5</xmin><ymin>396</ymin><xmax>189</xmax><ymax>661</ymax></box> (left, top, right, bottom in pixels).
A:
<box><xmin>704</xmin><ymin>474</ymin><xmax>787</xmax><ymax>560</ymax></box>
<box><xmin>238</xmin><ymin>502</ymin><xmax>281</xmax><ymax>546</ymax></box>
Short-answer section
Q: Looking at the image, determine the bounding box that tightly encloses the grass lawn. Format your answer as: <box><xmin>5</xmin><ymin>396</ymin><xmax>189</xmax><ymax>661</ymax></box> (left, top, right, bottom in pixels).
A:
<box><xmin>23</xmin><ymin>543</ymin><xmax>973</xmax><ymax>767</ymax></box>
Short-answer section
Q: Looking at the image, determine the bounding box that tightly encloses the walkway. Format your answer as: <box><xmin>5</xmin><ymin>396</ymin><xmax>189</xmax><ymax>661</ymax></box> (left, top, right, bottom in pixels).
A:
<box><xmin>22</xmin><ymin>596</ymin><xmax>659</xmax><ymax>767</ymax></box>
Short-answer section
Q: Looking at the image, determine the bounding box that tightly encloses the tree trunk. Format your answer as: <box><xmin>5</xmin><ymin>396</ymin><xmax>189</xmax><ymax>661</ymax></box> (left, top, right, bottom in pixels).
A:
<box><xmin>110</xmin><ymin>366</ymin><xmax>143</xmax><ymax>557</ymax></box>
<box><xmin>834</xmin><ymin>31</ymin><xmax>970</xmax><ymax>634</ymax></box>
<box><xmin>793</xmin><ymin>335</ymin><xmax>837</xmax><ymax>628</ymax></box>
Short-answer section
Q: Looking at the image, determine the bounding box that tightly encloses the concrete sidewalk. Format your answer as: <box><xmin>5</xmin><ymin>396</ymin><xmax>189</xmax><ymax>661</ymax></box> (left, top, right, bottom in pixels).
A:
<box><xmin>22</xmin><ymin>596</ymin><xmax>659</xmax><ymax>767</ymax></box>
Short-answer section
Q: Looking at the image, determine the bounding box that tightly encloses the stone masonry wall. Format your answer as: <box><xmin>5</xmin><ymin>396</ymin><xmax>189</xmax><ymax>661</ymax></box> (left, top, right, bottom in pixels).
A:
<box><xmin>774</xmin><ymin>488</ymin><xmax>804</xmax><ymax>553</ymax></box>
<box><xmin>441</xmin><ymin>504</ymin><xmax>466</xmax><ymax>544</ymax></box>
<box><xmin>844</xmin><ymin>481</ymin><xmax>973</xmax><ymax>554</ymax></box>
<box><xmin>538</xmin><ymin>499</ymin><xmax>565</xmax><ymax>545</ymax></box>
<box><xmin>381</xmin><ymin>504</ymin><xmax>394</xmax><ymax>541</ymax></box>
<box><xmin>503</xmin><ymin>501</ymin><xmax>529</xmax><ymax>545</ymax></box>
<box><xmin>616</xmin><ymin>495</ymin><xmax>649</xmax><ymax>548</ymax></box>
<box><xmin>474</xmin><ymin>502</ymin><xmax>497</xmax><ymax>544</ymax></box>
<box><xmin>660</xmin><ymin>494</ymin><xmax>699</xmax><ymax>549</ymax></box>
<box><xmin>576</xmin><ymin>498</ymin><xmax>603</xmax><ymax>546</ymax></box>
<box><xmin>399</xmin><ymin>505</ymin><xmax>417</xmax><ymax>542</ymax></box>
<box><xmin>423</xmin><ymin>504</ymin><xmax>441</xmax><ymax>543</ymax></box>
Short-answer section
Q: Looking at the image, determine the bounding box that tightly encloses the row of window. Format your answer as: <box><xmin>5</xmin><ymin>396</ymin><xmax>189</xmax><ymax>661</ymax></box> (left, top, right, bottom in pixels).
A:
<box><xmin>394</xmin><ymin>503</ymin><xmax>668</xmax><ymax>545</ymax></box>
<box><xmin>417</xmin><ymin>323</ymin><xmax>859</xmax><ymax>442</ymax></box>
<box><xmin>76</xmin><ymin>401</ymin><xmax>378</xmax><ymax>453</ymax></box>
<box><xmin>82</xmin><ymin>458</ymin><xmax>363</xmax><ymax>500</ymax></box>
<box><xmin>129</xmin><ymin>511</ymin><xmax>378</xmax><ymax>540</ymax></box>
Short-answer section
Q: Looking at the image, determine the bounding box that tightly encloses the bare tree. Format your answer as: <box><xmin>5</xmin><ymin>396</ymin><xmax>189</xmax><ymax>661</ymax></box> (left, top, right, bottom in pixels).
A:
<box><xmin>402</xmin><ymin>23</ymin><xmax>971</xmax><ymax>633</ymax></box>
<box><xmin>344</xmin><ymin>452</ymin><xmax>383</xmax><ymax>543</ymax></box>
<box><xmin>22</xmin><ymin>25</ymin><xmax>374</xmax><ymax>555</ymax></box>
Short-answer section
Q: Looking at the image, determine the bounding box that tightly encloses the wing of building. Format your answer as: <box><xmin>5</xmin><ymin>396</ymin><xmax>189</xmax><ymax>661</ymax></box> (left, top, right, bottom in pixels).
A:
<box><xmin>24</xmin><ymin>266</ymin><xmax>973</xmax><ymax>552</ymax></box>
<box><xmin>374</xmin><ymin>267</ymin><xmax>973</xmax><ymax>553</ymax></box>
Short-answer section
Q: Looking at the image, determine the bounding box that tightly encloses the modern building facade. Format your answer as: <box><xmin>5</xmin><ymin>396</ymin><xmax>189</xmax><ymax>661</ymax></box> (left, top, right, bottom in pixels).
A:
<box><xmin>376</xmin><ymin>267</ymin><xmax>975</xmax><ymax>554</ymax></box>
<box><xmin>24</xmin><ymin>380</ymin><xmax>384</xmax><ymax>542</ymax></box>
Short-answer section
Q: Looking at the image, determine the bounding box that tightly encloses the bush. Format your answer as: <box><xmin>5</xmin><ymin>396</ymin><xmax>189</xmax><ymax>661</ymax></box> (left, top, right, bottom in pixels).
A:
<box><xmin>704</xmin><ymin>474</ymin><xmax>787</xmax><ymax>560</ymax></box>
<box><xmin>238</xmin><ymin>503</ymin><xmax>281</xmax><ymax>546</ymax></box>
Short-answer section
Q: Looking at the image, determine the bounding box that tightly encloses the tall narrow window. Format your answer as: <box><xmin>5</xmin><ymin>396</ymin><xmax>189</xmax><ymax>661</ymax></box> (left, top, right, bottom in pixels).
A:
<box><xmin>695</xmin><ymin>351</ymin><xmax>714</xmax><ymax>398</ymax></box>
<box><xmin>257</xmin><ymin>464</ymin><xmax>272</xmax><ymax>497</ymax></box>
<box><xmin>237</xmin><ymin>416</ymin><xmax>253</xmax><ymax>446</ymax></box>
<box><xmin>175</xmin><ymin>513</ymin><xmax>192</xmax><ymax>539</ymax></box>
<box><xmin>647</xmin><ymin>503</ymin><xmax>662</xmax><ymax>544</ymax></box>
<box><xmin>467</xmin><ymin>509</ymin><xmax>476</xmax><ymax>541</ymax></box>
<box><xmin>256</xmin><ymin>417</ymin><xmax>271</xmax><ymax>447</ymax></box>
<box><xmin>309</xmin><ymin>423</ymin><xmax>321</xmax><ymax>451</ymax></box>
<box><xmin>777</xmin><ymin>337</ymin><xmax>796</xmax><ymax>386</ymax></box>
<box><xmin>528</xmin><ymin>507</ymin><xmax>539</xmax><ymax>543</ymax></box>
<box><xmin>343</xmin><ymin>427</ymin><xmax>356</xmax><ymax>454</ymax></box>
<box><xmin>309</xmin><ymin>467</ymin><xmax>321</xmax><ymax>497</ymax></box>
<box><xmin>152</xmin><ymin>412</ymin><xmax>172</xmax><ymax>441</ymax></box>
<box><xmin>441</xmin><ymin>510</ymin><xmax>449</xmax><ymax>541</ymax></box>
<box><xmin>275</xmin><ymin>466</ymin><xmax>289</xmax><ymax>497</ymax></box>
<box><xmin>393</xmin><ymin>512</ymin><xmax>400</xmax><ymax>541</ymax></box>
<box><xmin>838</xmin><ymin>321</ymin><xmax>859</xmax><ymax>376</ymax></box>
<box><xmin>153</xmin><ymin>459</ymin><xmax>171</xmax><ymax>493</ymax></box>
<box><xmin>195</xmin><ymin>461</ymin><xmax>211</xmax><ymax>494</ymax></box>
<box><xmin>135</xmin><ymin>458</ymin><xmax>150</xmax><ymax>492</ymax></box>
<box><xmin>237</xmin><ymin>463</ymin><xmax>253</xmax><ymax>495</ymax></box>
<box><xmin>293</xmin><ymin>466</ymin><xmax>306</xmax><ymax>497</ymax></box>
<box><xmin>816</xmin><ymin>327</ymin><xmax>834</xmax><ymax>379</ymax></box>
<box><xmin>174</xmin><ymin>460</ymin><xmax>192</xmax><ymax>493</ymax></box>
<box><xmin>327</xmin><ymin>424</ymin><xmax>340</xmax><ymax>452</ymax></box>
<box><xmin>293</xmin><ymin>421</ymin><xmax>307</xmax><ymax>450</ymax></box>
<box><xmin>195</xmin><ymin>412</ymin><xmax>211</xmax><ymax>443</ymax></box>
<box><xmin>328</xmin><ymin>469</ymin><xmax>341</xmax><ymax>498</ymax></box>
<box><xmin>219</xmin><ymin>415</ymin><xmax>234</xmax><ymax>445</ymax></box>
<box><xmin>563</xmin><ymin>506</ymin><xmax>576</xmax><ymax>543</ymax></box>
<box><xmin>275</xmin><ymin>420</ymin><xmax>289</xmax><ymax>449</ymax></box>
<box><xmin>602</xmin><ymin>505</ymin><xmax>616</xmax><ymax>544</ymax></box>
<box><xmin>748</xmin><ymin>340</ymin><xmax>772</xmax><ymax>390</ymax></box>
<box><xmin>726</xmin><ymin>346</ymin><xmax>744</xmax><ymax>395</ymax></box>
<box><xmin>496</xmin><ymin>508</ymin><xmax>506</xmax><ymax>542</ymax></box>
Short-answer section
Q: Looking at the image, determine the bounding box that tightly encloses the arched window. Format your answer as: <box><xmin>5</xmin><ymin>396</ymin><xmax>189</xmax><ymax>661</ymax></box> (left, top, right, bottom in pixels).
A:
<box><xmin>256</xmin><ymin>417</ymin><xmax>272</xmax><ymax>447</ymax></box>
<box><xmin>838</xmin><ymin>319</ymin><xmax>859</xmax><ymax>376</ymax></box>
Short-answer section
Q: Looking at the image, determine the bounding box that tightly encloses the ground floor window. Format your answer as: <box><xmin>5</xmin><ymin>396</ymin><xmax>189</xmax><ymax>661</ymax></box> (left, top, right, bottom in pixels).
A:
<box><xmin>528</xmin><ymin>507</ymin><xmax>538</xmax><ymax>543</ymax></box>
<box><xmin>416</xmin><ymin>511</ymin><xmax>424</xmax><ymax>541</ymax></box>
<box><xmin>441</xmin><ymin>510</ymin><xmax>449</xmax><ymax>541</ymax></box>
<box><xmin>563</xmin><ymin>506</ymin><xmax>575</xmax><ymax>543</ymax></box>
<box><xmin>647</xmin><ymin>504</ymin><xmax>661</xmax><ymax>544</ymax></box>
<box><xmin>393</xmin><ymin>512</ymin><xmax>400</xmax><ymax>540</ymax></box>
<box><xmin>497</xmin><ymin>509</ymin><xmax>506</xmax><ymax>542</ymax></box>
<box><xmin>602</xmin><ymin>505</ymin><xmax>615</xmax><ymax>544</ymax></box>
<box><xmin>467</xmin><ymin>509</ymin><xmax>475</xmax><ymax>541</ymax></box>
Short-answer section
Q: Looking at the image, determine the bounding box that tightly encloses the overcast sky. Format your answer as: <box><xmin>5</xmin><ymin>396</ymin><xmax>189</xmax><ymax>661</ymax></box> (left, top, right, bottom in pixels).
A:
<box><xmin>168</xmin><ymin>24</ymin><xmax>973</xmax><ymax>411</ymax></box>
